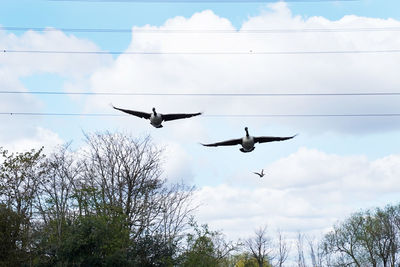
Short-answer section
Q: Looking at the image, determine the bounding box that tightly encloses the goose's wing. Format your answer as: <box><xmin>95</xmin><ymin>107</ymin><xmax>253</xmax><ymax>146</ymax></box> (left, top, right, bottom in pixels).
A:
<box><xmin>112</xmin><ymin>106</ymin><xmax>151</xmax><ymax>119</ymax></box>
<box><xmin>162</xmin><ymin>112</ymin><xmax>202</xmax><ymax>121</ymax></box>
<box><xmin>254</xmin><ymin>134</ymin><xmax>297</xmax><ymax>144</ymax></box>
<box><xmin>201</xmin><ymin>138</ymin><xmax>242</xmax><ymax>147</ymax></box>
<box><xmin>253</xmin><ymin>172</ymin><xmax>262</xmax><ymax>177</ymax></box>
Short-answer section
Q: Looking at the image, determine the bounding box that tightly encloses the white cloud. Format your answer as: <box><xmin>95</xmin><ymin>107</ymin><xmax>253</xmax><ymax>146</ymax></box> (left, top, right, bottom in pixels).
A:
<box><xmin>162</xmin><ymin>141</ymin><xmax>195</xmax><ymax>184</ymax></box>
<box><xmin>1</xmin><ymin>29</ymin><xmax>112</xmax><ymax>78</ymax></box>
<box><xmin>193</xmin><ymin>147</ymin><xmax>400</xmax><ymax>241</ymax></box>
<box><xmin>85</xmin><ymin>3</ymin><xmax>400</xmax><ymax>134</ymax></box>
<box><xmin>0</xmin><ymin>126</ymin><xmax>63</xmax><ymax>154</ymax></box>
<box><xmin>0</xmin><ymin>27</ymin><xmax>112</xmax><ymax>149</ymax></box>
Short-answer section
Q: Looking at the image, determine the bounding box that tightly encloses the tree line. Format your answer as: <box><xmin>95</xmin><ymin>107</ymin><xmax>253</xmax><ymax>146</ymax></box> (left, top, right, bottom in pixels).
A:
<box><xmin>1</xmin><ymin>131</ymin><xmax>400</xmax><ymax>266</ymax></box>
<box><xmin>0</xmin><ymin>132</ymin><xmax>198</xmax><ymax>266</ymax></box>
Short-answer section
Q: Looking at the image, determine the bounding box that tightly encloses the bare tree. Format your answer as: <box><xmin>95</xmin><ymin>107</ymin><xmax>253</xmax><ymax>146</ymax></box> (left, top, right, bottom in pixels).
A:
<box><xmin>35</xmin><ymin>143</ymin><xmax>79</xmax><ymax>248</ymax></box>
<box><xmin>309</xmin><ymin>238</ymin><xmax>317</xmax><ymax>267</ymax></box>
<box><xmin>79</xmin><ymin>132</ymin><xmax>164</xmax><ymax>236</ymax></box>
<box><xmin>246</xmin><ymin>225</ymin><xmax>273</xmax><ymax>267</ymax></box>
<box><xmin>274</xmin><ymin>229</ymin><xmax>290</xmax><ymax>267</ymax></box>
<box><xmin>307</xmin><ymin>236</ymin><xmax>325</xmax><ymax>267</ymax></box>
<box><xmin>155</xmin><ymin>182</ymin><xmax>197</xmax><ymax>247</ymax></box>
<box><xmin>297</xmin><ymin>232</ymin><xmax>307</xmax><ymax>267</ymax></box>
<box><xmin>384</xmin><ymin>205</ymin><xmax>400</xmax><ymax>266</ymax></box>
<box><xmin>77</xmin><ymin>130</ymin><xmax>199</xmax><ymax>254</ymax></box>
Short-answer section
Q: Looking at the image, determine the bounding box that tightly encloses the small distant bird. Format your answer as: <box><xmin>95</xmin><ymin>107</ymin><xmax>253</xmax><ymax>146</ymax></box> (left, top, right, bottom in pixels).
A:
<box><xmin>201</xmin><ymin>127</ymin><xmax>297</xmax><ymax>153</ymax></box>
<box><xmin>253</xmin><ymin>169</ymin><xmax>265</xmax><ymax>178</ymax></box>
<box><xmin>112</xmin><ymin>105</ymin><xmax>202</xmax><ymax>128</ymax></box>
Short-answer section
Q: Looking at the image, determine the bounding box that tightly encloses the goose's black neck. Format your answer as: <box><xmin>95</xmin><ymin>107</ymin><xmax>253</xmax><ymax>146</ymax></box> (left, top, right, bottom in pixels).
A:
<box><xmin>152</xmin><ymin>108</ymin><xmax>157</xmax><ymax>116</ymax></box>
<box><xmin>245</xmin><ymin>127</ymin><xmax>249</xmax><ymax>137</ymax></box>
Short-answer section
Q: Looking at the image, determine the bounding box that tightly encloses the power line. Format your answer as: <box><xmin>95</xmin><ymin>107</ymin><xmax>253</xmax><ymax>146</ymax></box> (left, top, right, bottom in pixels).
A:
<box><xmin>1</xmin><ymin>112</ymin><xmax>400</xmax><ymax>118</ymax></box>
<box><xmin>2</xmin><ymin>91</ymin><xmax>400</xmax><ymax>97</ymax></box>
<box><xmin>49</xmin><ymin>0</ymin><xmax>357</xmax><ymax>3</ymax></box>
<box><xmin>205</xmin><ymin>114</ymin><xmax>400</xmax><ymax>117</ymax></box>
<box><xmin>3</xmin><ymin>49</ymin><xmax>400</xmax><ymax>55</ymax></box>
<box><xmin>3</xmin><ymin>26</ymin><xmax>400</xmax><ymax>33</ymax></box>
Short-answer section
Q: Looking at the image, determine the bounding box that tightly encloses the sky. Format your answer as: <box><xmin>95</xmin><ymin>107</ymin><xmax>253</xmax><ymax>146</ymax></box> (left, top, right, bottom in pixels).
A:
<box><xmin>1</xmin><ymin>0</ymin><xmax>400</xmax><ymax>254</ymax></box>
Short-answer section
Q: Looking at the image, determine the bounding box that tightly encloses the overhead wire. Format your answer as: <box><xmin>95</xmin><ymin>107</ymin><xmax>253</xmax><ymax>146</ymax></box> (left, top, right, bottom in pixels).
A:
<box><xmin>1</xmin><ymin>112</ymin><xmax>400</xmax><ymax>118</ymax></box>
<box><xmin>2</xmin><ymin>26</ymin><xmax>400</xmax><ymax>33</ymax></box>
<box><xmin>1</xmin><ymin>91</ymin><xmax>400</xmax><ymax>97</ymax></box>
<box><xmin>2</xmin><ymin>91</ymin><xmax>398</xmax><ymax>118</ymax></box>
<box><xmin>49</xmin><ymin>0</ymin><xmax>358</xmax><ymax>3</ymax></box>
<box><xmin>3</xmin><ymin>24</ymin><xmax>400</xmax><ymax>55</ymax></box>
<box><xmin>3</xmin><ymin>49</ymin><xmax>400</xmax><ymax>55</ymax></box>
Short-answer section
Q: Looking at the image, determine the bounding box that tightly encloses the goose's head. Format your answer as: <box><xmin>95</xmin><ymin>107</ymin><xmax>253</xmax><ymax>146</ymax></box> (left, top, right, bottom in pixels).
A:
<box><xmin>152</xmin><ymin>107</ymin><xmax>157</xmax><ymax>115</ymax></box>
<box><xmin>244</xmin><ymin>127</ymin><xmax>249</xmax><ymax>137</ymax></box>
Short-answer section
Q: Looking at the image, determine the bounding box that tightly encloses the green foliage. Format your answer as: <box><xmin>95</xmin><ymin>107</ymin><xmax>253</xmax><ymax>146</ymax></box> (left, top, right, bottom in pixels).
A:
<box><xmin>322</xmin><ymin>204</ymin><xmax>400</xmax><ymax>267</ymax></box>
<box><xmin>231</xmin><ymin>253</ymin><xmax>271</xmax><ymax>267</ymax></box>
<box><xmin>0</xmin><ymin>205</ymin><xmax>27</xmax><ymax>266</ymax></box>
<box><xmin>58</xmin><ymin>213</ymin><xmax>130</xmax><ymax>266</ymax></box>
<box><xmin>183</xmin><ymin>234</ymin><xmax>217</xmax><ymax>266</ymax></box>
<box><xmin>0</xmin><ymin>147</ymin><xmax>45</xmax><ymax>214</ymax></box>
<box><xmin>0</xmin><ymin>147</ymin><xmax>46</xmax><ymax>266</ymax></box>
<box><xmin>129</xmin><ymin>234</ymin><xmax>177</xmax><ymax>267</ymax></box>
<box><xmin>179</xmin><ymin>220</ymin><xmax>238</xmax><ymax>267</ymax></box>
<box><xmin>0</xmin><ymin>136</ymin><xmax>197</xmax><ymax>266</ymax></box>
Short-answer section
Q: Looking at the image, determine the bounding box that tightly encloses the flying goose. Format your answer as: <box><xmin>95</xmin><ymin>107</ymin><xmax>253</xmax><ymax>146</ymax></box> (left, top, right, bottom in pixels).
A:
<box><xmin>201</xmin><ymin>127</ymin><xmax>296</xmax><ymax>153</ymax></box>
<box><xmin>253</xmin><ymin>169</ymin><xmax>265</xmax><ymax>178</ymax></box>
<box><xmin>112</xmin><ymin>105</ymin><xmax>202</xmax><ymax>128</ymax></box>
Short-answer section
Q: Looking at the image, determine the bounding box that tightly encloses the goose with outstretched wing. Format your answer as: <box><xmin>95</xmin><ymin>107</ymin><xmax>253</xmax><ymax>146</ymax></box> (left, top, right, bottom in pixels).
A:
<box><xmin>201</xmin><ymin>127</ymin><xmax>296</xmax><ymax>153</ymax></box>
<box><xmin>254</xmin><ymin>169</ymin><xmax>265</xmax><ymax>178</ymax></box>
<box><xmin>112</xmin><ymin>105</ymin><xmax>202</xmax><ymax>128</ymax></box>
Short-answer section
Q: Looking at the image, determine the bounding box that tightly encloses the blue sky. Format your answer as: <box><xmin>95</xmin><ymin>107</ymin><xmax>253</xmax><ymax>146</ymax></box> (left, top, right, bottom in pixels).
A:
<box><xmin>1</xmin><ymin>0</ymin><xmax>400</xmax><ymax>255</ymax></box>
<box><xmin>2</xmin><ymin>0</ymin><xmax>400</xmax><ymax>51</ymax></box>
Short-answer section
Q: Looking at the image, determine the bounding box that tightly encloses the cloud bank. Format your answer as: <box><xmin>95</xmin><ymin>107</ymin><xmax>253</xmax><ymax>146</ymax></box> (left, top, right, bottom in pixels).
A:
<box><xmin>87</xmin><ymin>2</ymin><xmax>400</xmax><ymax>134</ymax></box>
<box><xmin>194</xmin><ymin>147</ymin><xmax>400</xmax><ymax>240</ymax></box>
